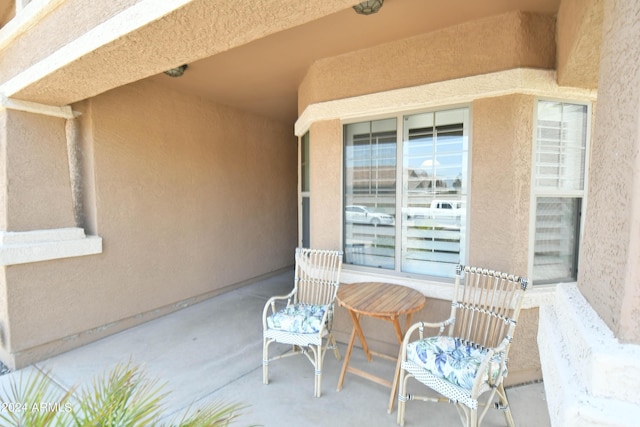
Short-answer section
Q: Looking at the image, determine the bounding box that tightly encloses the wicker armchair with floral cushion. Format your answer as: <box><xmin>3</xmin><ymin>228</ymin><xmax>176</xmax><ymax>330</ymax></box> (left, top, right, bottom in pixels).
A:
<box><xmin>262</xmin><ymin>248</ymin><xmax>343</xmax><ymax>397</ymax></box>
<box><xmin>397</xmin><ymin>265</ymin><xmax>528</xmax><ymax>427</ymax></box>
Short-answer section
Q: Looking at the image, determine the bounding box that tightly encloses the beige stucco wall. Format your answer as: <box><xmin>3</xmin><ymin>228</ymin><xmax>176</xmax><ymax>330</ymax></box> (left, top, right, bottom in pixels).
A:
<box><xmin>469</xmin><ymin>94</ymin><xmax>532</xmax><ymax>274</ymax></box>
<box><xmin>0</xmin><ymin>111</ymin><xmax>7</xmax><ymax>231</ymax></box>
<box><xmin>299</xmin><ymin>11</ymin><xmax>555</xmax><ymax>114</ymax></box>
<box><xmin>308</xmin><ymin>120</ymin><xmax>342</xmax><ymax>250</ymax></box>
<box><xmin>470</xmin><ymin>94</ymin><xmax>539</xmax><ymax>382</ymax></box>
<box><xmin>555</xmin><ymin>0</ymin><xmax>603</xmax><ymax>89</ymax></box>
<box><xmin>3</xmin><ymin>110</ymin><xmax>76</xmax><ymax>231</ymax></box>
<box><xmin>3</xmin><ymin>79</ymin><xmax>297</xmax><ymax>367</ymax></box>
<box><xmin>578</xmin><ymin>0</ymin><xmax>640</xmax><ymax>344</ymax></box>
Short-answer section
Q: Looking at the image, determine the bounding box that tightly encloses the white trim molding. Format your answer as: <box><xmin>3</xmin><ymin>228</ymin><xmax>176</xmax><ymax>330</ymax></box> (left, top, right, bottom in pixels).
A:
<box><xmin>0</xmin><ymin>227</ymin><xmax>102</xmax><ymax>266</ymax></box>
<box><xmin>0</xmin><ymin>0</ymin><xmax>65</xmax><ymax>52</ymax></box>
<box><xmin>538</xmin><ymin>283</ymin><xmax>640</xmax><ymax>426</ymax></box>
<box><xmin>0</xmin><ymin>95</ymin><xmax>75</xmax><ymax>119</ymax></box>
<box><xmin>295</xmin><ymin>68</ymin><xmax>598</xmax><ymax>136</ymax></box>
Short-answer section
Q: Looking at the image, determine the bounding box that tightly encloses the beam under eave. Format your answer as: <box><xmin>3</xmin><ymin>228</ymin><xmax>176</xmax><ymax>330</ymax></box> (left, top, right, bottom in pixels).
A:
<box><xmin>0</xmin><ymin>95</ymin><xmax>74</xmax><ymax>118</ymax></box>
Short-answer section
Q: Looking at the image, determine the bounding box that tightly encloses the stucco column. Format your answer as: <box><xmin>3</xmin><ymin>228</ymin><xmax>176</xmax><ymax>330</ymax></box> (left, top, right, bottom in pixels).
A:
<box><xmin>578</xmin><ymin>0</ymin><xmax>640</xmax><ymax>345</ymax></box>
<box><xmin>537</xmin><ymin>2</ymin><xmax>640</xmax><ymax>425</ymax></box>
<box><xmin>469</xmin><ymin>94</ymin><xmax>532</xmax><ymax>274</ymax></box>
<box><xmin>308</xmin><ymin>120</ymin><xmax>342</xmax><ymax>250</ymax></box>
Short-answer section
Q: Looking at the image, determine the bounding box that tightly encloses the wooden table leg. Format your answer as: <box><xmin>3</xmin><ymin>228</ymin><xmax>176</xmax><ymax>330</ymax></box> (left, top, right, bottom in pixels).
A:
<box><xmin>337</xmin><ymin>319</ymin><xmax>357</xmax><ymax>391</ymax></box>
<box><xmin>387</xmin><ymin>317</ymin><xmax>403</xmax><ymax>413</ymax></box>
<box><xmin>348</xmin><ymin>310</ymin><xmax>372</xmax><ymax>362</ymax></box>
<box><xmin>391</xmin><ymin>316</ymin><xmax>404</xmax><ymax>344</ymax></box>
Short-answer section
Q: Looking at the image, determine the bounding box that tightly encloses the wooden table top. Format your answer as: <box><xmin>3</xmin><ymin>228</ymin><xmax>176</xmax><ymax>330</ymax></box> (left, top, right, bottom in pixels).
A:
<box><xmin>337</xmin><ymin>282</ymin><xmax>426</xmax><ymax>318</ymax></box>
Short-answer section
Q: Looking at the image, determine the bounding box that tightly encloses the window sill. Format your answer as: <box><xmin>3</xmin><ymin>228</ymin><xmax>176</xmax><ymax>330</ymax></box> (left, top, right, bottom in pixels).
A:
<box><xmin>0</xmin><ymin>228</ymin><xmax>102</xmax><ymax>266</ymax></box>
<box><xmin>341</xmin><ymin>266</ymin><xmax>558</xmax><ymax>309</ymax></box>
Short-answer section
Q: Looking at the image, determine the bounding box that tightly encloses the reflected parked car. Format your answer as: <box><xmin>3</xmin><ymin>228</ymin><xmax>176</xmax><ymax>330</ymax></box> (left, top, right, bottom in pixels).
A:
<box><xmin>403</xmin><ymin>199</ymin><xmax>462</xmax><ymax>227</ymax></box>
<box><xmin>345</xmin><ymin>205</ymin><xmax>395</xmax><ymax>226</ymax></box>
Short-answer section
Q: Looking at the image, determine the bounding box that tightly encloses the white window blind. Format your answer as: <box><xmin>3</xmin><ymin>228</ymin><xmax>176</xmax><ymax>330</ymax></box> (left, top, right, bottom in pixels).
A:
<box><xmin>343</xmin><ymin>108</ymin><xmax>468</xmax><ymax>279</ymax></box>
<box><xmin>533</xmin><ymin>101</ymin><xmax>588</xmax><ymax>284</ymax></box>
<box><xmin>344</xmin><ymin>119</ymin><xmax>397</xmax><ymax>269</ymax></box>
<box><xmin>402</xmin><ymin>110</ymin><xmax>468</xmax><ymax>277</ymax></box>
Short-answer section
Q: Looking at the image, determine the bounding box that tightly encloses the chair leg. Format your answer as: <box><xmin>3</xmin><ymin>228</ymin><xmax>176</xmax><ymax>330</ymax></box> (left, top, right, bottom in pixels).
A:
<box><xmin>328</xmin><ymin>333</ymin><xmax>341</xmax><ymax>360</ymax></box>
<box><xmin>468</xmin><ymin>407</ymin><xmax>478</xmax><ymax>427</ymax></box>
<box><xmin>314</xmin><ymin>343</ymin><xmax>322</xmax><ymax>398</ymax></box>
<box><xmin>497</xmin><ymin>383</ymin><xmax>515</xmax><ymax>427</ymax></box>
<box><xmin>396</xmin><ymin>368</ymin><xmax>408</xmax><ymax>426</ymax></box>
<box><xmin>263</xmin><ymin>337</ymin><xmax>270</xmax><ymax>385</ymax></box>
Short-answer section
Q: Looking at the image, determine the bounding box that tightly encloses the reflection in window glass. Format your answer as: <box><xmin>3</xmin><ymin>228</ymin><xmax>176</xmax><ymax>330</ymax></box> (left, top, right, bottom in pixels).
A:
<box><xmin>402</xmin><ymin>109</ymin><xmax>468</xmax><ymax>277</ymax></box>
<box><xmin>533</xmin><ymin>197</ymin><xmax>581</xmax><ymax>283</ymax></box>
<box><xmin>301</xmin><ymin>132</ymin><xmax>310</xmax><ymax>192</ymax></box>
<box><xmin>343</xmin><ymin>108</ymin><xmax>469</xmax><ymax>278</ymax></box>
<box><xmin>343</xmin><ymin>119</ymin><xmax>397</xmax><ymax>269</ymax></box>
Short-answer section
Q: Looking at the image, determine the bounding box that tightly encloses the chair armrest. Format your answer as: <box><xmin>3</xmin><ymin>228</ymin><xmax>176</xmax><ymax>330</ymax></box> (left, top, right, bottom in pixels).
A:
<box><xmin>400</xmin><ymin>319</ymin><xmax>455</xmax><ymax>361</ymax></box>
<box><xmin>470</xmin><ymin>336</ymin><xmax>512</xmax><ymax>394</ymax></box>
<box><xmin>262</xmin><ymin>289</ymin><xmax>297</xmax><ymax>329</ymax></box>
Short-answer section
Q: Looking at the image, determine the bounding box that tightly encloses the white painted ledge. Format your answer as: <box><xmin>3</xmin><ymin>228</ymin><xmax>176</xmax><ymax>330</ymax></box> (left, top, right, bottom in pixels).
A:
<box><xmin>0</xmin><ymin>228</ymin><xmax>102</xmax><ymax>266</ymax></box>
<box><xmin>538</xmin><ymin>283</ymin><xmax>640</xmax><ymax>427</ymax></box>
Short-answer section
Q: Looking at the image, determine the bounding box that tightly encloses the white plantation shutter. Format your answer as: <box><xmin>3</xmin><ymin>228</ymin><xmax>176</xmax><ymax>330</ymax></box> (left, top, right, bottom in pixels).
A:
<box><xmin>535</xmin><ymin>102</ymin><xmax>587</xmax><ymax>190</ymax></box>
<box><xmin>402</xmin><ymin>110</ymin><xmax>468</xmax><ymax>277</ymax></box>
<box><xmin>533</xmin><ymin>101</ymin><xmax>588</xmax><ymax>284</ymax></box>
<box><xmin>343</xmin><ymin>109</ymin><xmax>468</xmax><ymax>279</ymax></box>
<box><xmin>343</xmin><ymin>119</ymin><xmax>397</xmax><ymax>270</ymax></box>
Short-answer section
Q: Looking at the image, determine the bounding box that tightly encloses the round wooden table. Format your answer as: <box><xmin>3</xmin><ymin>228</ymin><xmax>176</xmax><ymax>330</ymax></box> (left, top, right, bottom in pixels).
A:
<box><xmin>336</xmin><ymin>282</ymin><xmax>426</xmax><ymax>413</ymax></box>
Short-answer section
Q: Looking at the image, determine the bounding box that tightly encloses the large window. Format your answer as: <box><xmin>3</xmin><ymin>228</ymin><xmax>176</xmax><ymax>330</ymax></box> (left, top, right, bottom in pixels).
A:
<box><xmin>343</xmin><ymin>108</ymin><xmax>469</xmax><ymax>279</ymax></box>
<box><xmin>532</xmin><ymin>100</ymin><xmax>589</xmax><ymax>284</ymax></box>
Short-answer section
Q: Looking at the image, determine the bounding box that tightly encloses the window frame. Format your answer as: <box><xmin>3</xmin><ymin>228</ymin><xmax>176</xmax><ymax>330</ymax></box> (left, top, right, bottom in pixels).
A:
<box><xmin>341</xmin><ymin>105</ymin><xmax>471</xmax><ymax>280</ymax></box>
<box><xmin>528</xmin><ymin>98</ymin><xmax>592</xmax><ymax>286</ymax></box>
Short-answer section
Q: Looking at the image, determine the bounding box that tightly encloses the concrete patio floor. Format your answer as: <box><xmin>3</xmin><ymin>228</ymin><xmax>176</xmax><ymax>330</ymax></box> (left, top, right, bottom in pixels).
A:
<box><xmin>0</xmin><ymin>270</ymin><xmax>550</xmax><ymax>426</ymax></box>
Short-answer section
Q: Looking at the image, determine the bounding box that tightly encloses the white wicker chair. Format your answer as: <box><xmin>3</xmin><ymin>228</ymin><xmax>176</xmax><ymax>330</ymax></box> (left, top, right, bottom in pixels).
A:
<box><xmin>262</xmin><ymin>248</ymin><xmax>343</xmax><ymax>397</ymax></box>
<box><xmin>397</xmin><ymin>265</ymin><xmax>528</xmax><ymax>427</ymax></box>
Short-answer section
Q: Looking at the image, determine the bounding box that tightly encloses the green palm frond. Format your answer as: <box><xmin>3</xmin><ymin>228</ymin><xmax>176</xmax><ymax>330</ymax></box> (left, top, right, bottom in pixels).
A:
<box><xmin>71</xmin><ymin>362</ymin><xmax>167</xmax><ymax>427</ymax></box>
<box><xmin>0</xmin><ymin>368</ymin><xmax>74</xmax><ymax>427</ymax></box>
<box><xmin>0</xmin><ymin>362</ymin><xmax>248</xmax><ymax>427</ymax></box>
<box><xmin>163</xmin><ymin>401</ymin><xmax>248</xmax><ymax>427</ymax></box>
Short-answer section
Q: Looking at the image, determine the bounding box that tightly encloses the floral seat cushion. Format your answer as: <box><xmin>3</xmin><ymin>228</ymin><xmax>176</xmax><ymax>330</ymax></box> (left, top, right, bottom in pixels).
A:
<box><xmin>266</xmin><ymin>304</ymin><xmax>328</xmax><ymax>334</ymax></box>
<box><xmin>406</xmin><ymin>336</ymin><xmax>504</xmax><ymax>390</ymax></box>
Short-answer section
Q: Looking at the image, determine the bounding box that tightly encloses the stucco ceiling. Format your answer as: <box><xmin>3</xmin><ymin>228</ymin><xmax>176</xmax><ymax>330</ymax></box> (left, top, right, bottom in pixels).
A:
<box><xmin>147</xmin><ymin>0</ymin><xmax>561</xmax><ymax>125</ymax></box>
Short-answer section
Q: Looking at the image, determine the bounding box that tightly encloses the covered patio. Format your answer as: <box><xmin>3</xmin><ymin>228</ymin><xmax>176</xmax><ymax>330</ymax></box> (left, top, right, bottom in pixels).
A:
<box><xmin>0</xmin><ymin>270</ymin><xmax>548</xmax><ymax>426</ymax></box>
<box><xmin>2</xmin><ymin>1</ymin><xmax>639</xmax><ymax>425</ymax></box>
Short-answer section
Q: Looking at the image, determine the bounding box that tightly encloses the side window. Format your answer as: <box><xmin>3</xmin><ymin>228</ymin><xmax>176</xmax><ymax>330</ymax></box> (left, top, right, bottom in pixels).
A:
<box><xmin>531</xmin><ymin>100</ymin><xmax>589</xmax><ymax>284</ymax></box>
<box><xmin>301</xmin><ymin>132</ymin><xmax>310</xmax><ymax>248</ymax></box>
<box><xmin>343</xmin><ymin>119</ymin><xmax>397</xmax><ymax>269</ymax></box>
